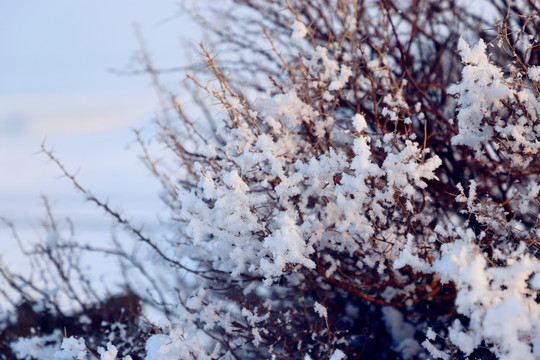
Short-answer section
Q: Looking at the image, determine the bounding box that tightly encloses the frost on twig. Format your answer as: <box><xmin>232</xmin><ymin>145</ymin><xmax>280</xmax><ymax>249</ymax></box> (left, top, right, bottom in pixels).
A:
<box><xmin>2</xmin><ymin>1</ymin><xmax>540</xmax><ymax>359</ymax></box>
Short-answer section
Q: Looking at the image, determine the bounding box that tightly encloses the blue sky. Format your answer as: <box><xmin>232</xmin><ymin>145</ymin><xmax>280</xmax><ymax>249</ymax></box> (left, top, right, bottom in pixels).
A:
<box><xmin>0</xmin><ymin>1</ymin><xmax>200</xmax><ymax>251</ymax></box>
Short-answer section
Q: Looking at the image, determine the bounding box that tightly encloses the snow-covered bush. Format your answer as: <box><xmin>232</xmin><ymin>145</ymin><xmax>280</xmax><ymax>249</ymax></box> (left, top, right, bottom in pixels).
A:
<box><xmin>1</xmin><ymin>0</ymin><xmax>539</xmax><ymax>359</ymax></box>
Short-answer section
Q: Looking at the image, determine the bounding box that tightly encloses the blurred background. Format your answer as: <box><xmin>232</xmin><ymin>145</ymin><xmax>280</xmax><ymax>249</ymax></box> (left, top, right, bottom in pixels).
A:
<box><xmin>0</xmin><ymin>1</ymin><xmax>197</xmax><ymax>274</ymax></box>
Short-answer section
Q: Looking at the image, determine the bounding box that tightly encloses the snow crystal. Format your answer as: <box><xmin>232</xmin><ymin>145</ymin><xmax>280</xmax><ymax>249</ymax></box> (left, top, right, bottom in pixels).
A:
<box><xmin>425</xmin><ymin>327</ymin><xmax>436</xmax><ymax>341</ymax></box>
<box><xmin>400</xmin><ymin>234</ymin><xmax>540</xmax><ymax>358</ymax></box>
<box><xmin>329</xmin><ymin>349</ymin><xmax>346</xmax><ymax>360</ymax></box>
<box><xmin>98</xmin><ymin>342</ymin><xmax>120</xmax><ymax>360</ymax></box>
<box><xmin>11</xmin><ymin>330</ymin><xmax>62</xmax><ymax>360</ymax></box>
<box><xmin>223</xmin><ymin>170</ymin><xmax>249</xmax><ymax>193</ymax></box>
<box><xmin>329</xmin><ymin>64</ymin><xmax>352</xmax><ymax>91</ymax></box>
<box><xmin>314</xmin><ymin>302</ymin><xmax>328</xmax><ymax>319</ymax></box>
<box><xmin>55</xmin><ymin>337</ymin><xmax>87</xmax><ymax>360</ymax></box>
<box><xmin>528</xmin><ymin>65</ymin><xmax>540</xmax><ymax>82</ymax></box>
<box><xmin>312</xmin><ymin>46</ymin><xmax>340</xmax><ymax>82</ymax></box>
<box><xmin>448</xmin><ymin>38</ymin><xmax>511</xmax><ymax>153</ymax></box>
<box><xmin>448</xmin><ymin>320</ymin><xmax>476</xmax><ymax>355</ymax></box>
<box><xmin>260</xmin><ymin>211</ymin><xmax>316</xmax><ymax>284</ymax></box>
<box><xmin>187</xmin><ymin>288</ymin><xmax>206</xmax><ymax>310</ymax></box>
<box><xmin>145</xmin><ymin>329</ymin><xmax>211</xmax><ymax>360</ymax></box>
<box><xmin>251</xmin><ymin>327</ymin><xmax>263</xmax><ymax>347</ymax></box>
<box><xmin>457</xmin><ymin>37</ymin><xmax>488</xmax><ymax>66</ymax></box>
<box><xmin>291</xmin><ymin>21</ymin><xmax>308</xmax><ymax>40</ymax></box>
<box><xmin>381</xmin><ymin>107</ymin><xmax>398</xmax><ymax>122</ymax></box>
<box><xmin>242</xmin><ymin>307</ymin><xmax>270</xmax><ymax>327</ymax></box>
<box><xmin>421</xmin><ymin>339</ymin><xmax>450</xmax><ymax>360</ymax></box>
<box><xmin>352</xmin><ymin>114</ymin><xmax>367</xmax><ymax>132</ymax></box>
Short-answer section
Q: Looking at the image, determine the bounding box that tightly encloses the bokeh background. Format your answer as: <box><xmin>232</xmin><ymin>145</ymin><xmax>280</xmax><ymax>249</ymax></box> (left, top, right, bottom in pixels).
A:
<box><xmin>0</xmin><ymin>1</ymin><xmax>196</xmax><ymax>277</ymax></box>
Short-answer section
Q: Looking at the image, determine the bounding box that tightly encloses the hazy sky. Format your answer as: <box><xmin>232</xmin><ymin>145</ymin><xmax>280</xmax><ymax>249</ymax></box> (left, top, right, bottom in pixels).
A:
<box><xmin>0</xmin><ymin>0</ymin><xmax>191</xmax><ymax>133</ymax></box>
<box><xmin>0</xmin><ymin>1</ymin><xmax>198</xmax><ymax>241</ymax></box>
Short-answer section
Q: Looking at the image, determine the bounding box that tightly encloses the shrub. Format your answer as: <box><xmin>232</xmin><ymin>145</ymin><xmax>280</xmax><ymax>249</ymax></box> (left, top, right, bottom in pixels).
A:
<box><xmin>1</xmin><ymin>0</ymin><xmax>539</xmax><ymax>359</ymax></box>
